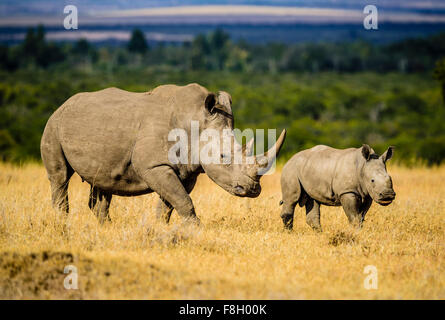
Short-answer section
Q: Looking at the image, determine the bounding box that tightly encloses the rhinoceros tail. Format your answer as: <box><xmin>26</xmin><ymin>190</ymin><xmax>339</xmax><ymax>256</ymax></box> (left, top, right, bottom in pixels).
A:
<box><xmin>279</xmin><ymin>200</ymin><xmax>283</xmax><ymax>206</ymax></box>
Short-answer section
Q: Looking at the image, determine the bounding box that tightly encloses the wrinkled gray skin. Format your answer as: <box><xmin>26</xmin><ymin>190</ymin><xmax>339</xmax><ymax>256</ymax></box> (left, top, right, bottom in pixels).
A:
<box><xmin>41</xmin><ymin>84</ymin><xmax>286</xmax><ymax>224</ymax></box>
<box><xmin>280</xmin><ymin>144</ymin><xmax>395</xmax><ymax>232</ymax></box>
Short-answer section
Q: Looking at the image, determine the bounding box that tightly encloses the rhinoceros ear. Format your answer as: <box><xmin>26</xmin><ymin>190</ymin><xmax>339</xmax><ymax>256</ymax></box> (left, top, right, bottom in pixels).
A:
<box><xmin>362</xmin><ymin>144</ymin><xmax>372</xmax><ymax>160</ymax></box>
<box><xmin>217</xmin><ymin>91</ymin><xmax>232</xmax><ymax>110</ymax></box>
<box><xmin>205</xmin><ymin>93</ymin><xmax>217</xmax><ymax>113</ymax></box>
<box><xmin>381</xmin><ymin>146</ymin><xmax>394</xmax><ymax>163</ymax></box>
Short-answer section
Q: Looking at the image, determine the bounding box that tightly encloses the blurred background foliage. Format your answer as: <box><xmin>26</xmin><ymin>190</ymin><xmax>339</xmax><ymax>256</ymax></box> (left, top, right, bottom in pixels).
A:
<box><xmin>0</xmin><ymin>26</ymin><xmax>444</xmax><ymax>165</ymax></box>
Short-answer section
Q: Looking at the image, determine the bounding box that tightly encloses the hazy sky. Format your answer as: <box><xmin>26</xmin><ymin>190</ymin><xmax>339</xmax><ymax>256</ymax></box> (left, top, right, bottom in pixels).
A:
<box><xmin>2</xmin><ymin>0</ymin><xmax>445</xmax><ymax>16</ymax></box>
<box><xmin>1</xmin><ymin>1</ymin><xmax>444</xmax><ymax>25</ymax></box>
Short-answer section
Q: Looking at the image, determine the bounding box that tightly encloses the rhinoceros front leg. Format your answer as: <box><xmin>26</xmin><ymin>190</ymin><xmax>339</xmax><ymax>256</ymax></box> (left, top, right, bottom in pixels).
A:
<box><xmin>305</xmin><ymin>198</ymin><xmax>322</xmax><ymax>232</ymax></box>
<box><xmin>142</xmin><ymin>166</ymin><xmax>200</xmax><ymax>224</ymax></box>
<box><xmin>156</xmin><ymin>198</ymin><xmax>173</xmax><ymax>223</ymax></box>
<box><xmin>359</xmin><ymin>195</ymin><xmax>373</xmax><ymax>225</ymax></box>
<box><xmin>88</xmin><ymin>186</ymin><xmax>112</xmax><ymax>224</ymax></box>
<box><xmin>155</xmin><ymin>175</ymin><xmax>198</xmax><ymax>224</ymax></box>
<box><xmin>340</xmin><ymin>193</ymin><xmax>362</xmax><ymax>229</ymax></box>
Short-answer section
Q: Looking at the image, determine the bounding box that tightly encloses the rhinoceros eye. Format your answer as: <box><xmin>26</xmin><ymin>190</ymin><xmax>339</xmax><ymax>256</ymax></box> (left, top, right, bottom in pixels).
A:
<box><xmin>371</xmin><ymin>179</ymin><xmax>375</xmax><ymax>183</ymax></box>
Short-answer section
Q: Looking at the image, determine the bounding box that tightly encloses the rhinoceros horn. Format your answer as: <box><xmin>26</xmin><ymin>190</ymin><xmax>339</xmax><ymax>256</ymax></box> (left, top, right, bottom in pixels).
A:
<box><xmin>245</xmin><ymin>138</ymin><xmax>254</xmax><ymax>156</ymax></box>
<box><xmin>254</xmin><ymin>129</ymin><xmax>286</xmax><ymax>173</ymax></box>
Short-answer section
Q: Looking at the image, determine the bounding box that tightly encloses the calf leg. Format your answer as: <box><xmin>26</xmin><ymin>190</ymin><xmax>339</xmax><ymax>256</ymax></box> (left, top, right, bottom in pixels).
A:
<box><xmin>141</xmin><ymin>166</ymin><xmax>200</xmax><ymax>224</ymax></box>
<box><xmin>280</xmin><ymin>178</ymin><xmax>302</xmax><ymax>230</ymax></box>
<box><xmin>88</xmin><ymin>186</ymin><xmax>112</xmax><ymax>224</ymax></box>
<box><xmin>305</xmin><ymin>198</ymin><xmax>322</xmax><ymax>232</ymax></box>
<box><xmin>340</xmin><ymin>193</ymin><xmax>362</xmax><ymax>229</ymax></box>
<box><xmin>359</xmin><ymin>195</ymin><xmax>373</xmax><ymax>226</ymax></box>
<box><xmin>280</xmin><ymin>200</ymin><xmax>297</xmax><ymax>230</ymax></box>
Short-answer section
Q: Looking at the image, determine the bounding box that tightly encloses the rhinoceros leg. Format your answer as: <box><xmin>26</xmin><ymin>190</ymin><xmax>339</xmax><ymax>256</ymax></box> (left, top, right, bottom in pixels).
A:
<box><xmin>41</xmin><ymin>132</ymin><xmax>74</xmax><ymax>214</ymax></box>
<box><xmin>305</xmin><ymin>198</ymin><xmax>322</xmax><ymax>232</ymax></box>
<box><xmin>88</xmin><ymin>186</ymin><xmax>112</xmax><ymax>224</ymax></box>
<box><xmin>359</xmin><ymin>195</ymin><xmax>373</xmax><ymax>225</ymax></box>
<box><xmin>141</xmin><ymin>166</ymin><xmax>200</xmax><ymax>224</ymax></box>
<box><xmin>156</xmin><ymin>199</ymin><xmax>173</xmax><ymax>223</ymax></box>
<box><xmin>50</xmin><ymin>178</ymin><xmax>72</xmax><ymax>214</ymax></box>
<box><xmin>340</xmin><ymin>193</ymin><xmax>362</xmax><ymax>228</ymax></box>
<box><xmin>155</xmin><ymin>175</ymin><xmax>198</xmax><ymax>224</ymax></box>
<box><xmin>280</xmin><ymin>200</ymin><xmax>297</xmax><ymax>230</ymax></box>
<box><xmin>280</xmin><ymin>178</ymin><xmax>303</xmax><ymax>230</ymax></box>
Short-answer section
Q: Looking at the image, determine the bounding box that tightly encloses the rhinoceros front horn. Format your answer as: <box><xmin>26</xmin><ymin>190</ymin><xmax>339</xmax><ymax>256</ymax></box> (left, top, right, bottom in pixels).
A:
<box><xmin>255</xmin><ymin>129</ymin><xmax>286</xmax><ymax>173</ymax></box>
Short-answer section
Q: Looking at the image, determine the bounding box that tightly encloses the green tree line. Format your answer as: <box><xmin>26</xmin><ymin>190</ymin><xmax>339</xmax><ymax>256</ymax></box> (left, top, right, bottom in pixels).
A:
<box><xmin>0</xmin><ymin>27</ymin><xmax>444</xmax><ymax>165</ymax></box>
<box><xmin>2</xmin><ymin>27</ymin><xmax>445</xmax><ymax>73</ymax></box>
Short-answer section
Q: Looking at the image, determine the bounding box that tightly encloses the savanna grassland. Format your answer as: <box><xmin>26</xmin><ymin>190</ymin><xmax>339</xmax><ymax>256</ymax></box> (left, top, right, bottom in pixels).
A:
<box><xmin>0</xmin><ymin>163</ymin><xmax>443</xmax><ymax>299</ymax></box>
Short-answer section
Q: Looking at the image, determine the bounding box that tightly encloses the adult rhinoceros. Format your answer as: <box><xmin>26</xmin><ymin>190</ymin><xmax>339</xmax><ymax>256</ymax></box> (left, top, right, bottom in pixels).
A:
<box><xmin>41</xmin><ymin>83</ymin><xmax>286</xmax><ymax>224</ymax></box>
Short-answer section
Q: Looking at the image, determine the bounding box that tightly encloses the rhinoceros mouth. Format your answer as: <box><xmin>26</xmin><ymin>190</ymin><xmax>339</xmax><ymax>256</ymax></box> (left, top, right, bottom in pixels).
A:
<box><xmin>233</xmin><ymin>184</ymin><xmax>261</xmax><ymax>198</ymax></box>
<box><xmin>234</xmin><ymin>185</ymin><xmax>246</xmax><ymax>196</ymax></box>
<box><xmin>378</xmin><ymin>200</ymin><xmax>393</xmax><ymax>206</ymax></box>
<box><xmin>377</xmin><ymin>196</ymin><xmax>394</xmax><ymax>206</ymax></box>
<box><xmin>376</xmin><ymin>190</ymin><xmax>396</xmax><ymax>205</ymax></box>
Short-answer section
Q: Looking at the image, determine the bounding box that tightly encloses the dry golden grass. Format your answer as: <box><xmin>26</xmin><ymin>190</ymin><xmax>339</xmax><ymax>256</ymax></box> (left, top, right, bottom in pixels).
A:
<box><xmin>0</xmin><ymin>162</ymin><xmax>443</xmax><ymax>299</ymax></box>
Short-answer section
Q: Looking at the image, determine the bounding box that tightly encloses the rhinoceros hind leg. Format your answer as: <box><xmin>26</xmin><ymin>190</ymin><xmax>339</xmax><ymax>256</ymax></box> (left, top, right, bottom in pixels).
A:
<box><xmin>280</xmin><ymin>178</ymin><xmax>303</xmax><ymax>230</ymax></box>
<box><xmin>41</xmin><ymin>134</ymin><xmax>74</xmax><ymax>214</ymax></box>
<box><xmin>280</xmin><ymin>200</ymin><xmax>297</xmax><ymax>230</ymax></box>
<box><xmin>305</xmin><ymin>198</ymin><xmax>322</xmax><ymax>232</ymax></box>
<box><xmin>50</xmin><ymin>178</ymin><xmax>72</xmax><ymax>214</ymax></box>
<box><xmin>88</xmin><ymin>186</ymin><xmax>112</xmax><ymax>224</ymax></box>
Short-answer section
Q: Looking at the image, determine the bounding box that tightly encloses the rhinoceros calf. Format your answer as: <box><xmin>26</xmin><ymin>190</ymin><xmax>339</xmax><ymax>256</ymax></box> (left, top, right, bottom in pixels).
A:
<box><xmin>280</xmin><ymin>144</ymin><xmax>395</xmax><ymax>231</ymax></box>
<box><xmin>41</xmin><ymin>84</ymin><xmax>286</xmax><ymax>224</ymax></box>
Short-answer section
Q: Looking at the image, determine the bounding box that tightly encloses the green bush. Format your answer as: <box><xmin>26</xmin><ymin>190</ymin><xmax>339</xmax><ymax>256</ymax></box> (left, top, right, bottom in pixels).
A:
<box><xmin>418</xmin><ymin>136</ymin><xmax>445</xmax><ymax>165</ymax></box>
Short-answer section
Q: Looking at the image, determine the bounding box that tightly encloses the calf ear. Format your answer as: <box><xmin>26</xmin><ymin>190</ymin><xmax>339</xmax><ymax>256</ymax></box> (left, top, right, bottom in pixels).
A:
<box><xmin>381</xmin><ymin>146</ymin><xmax>394</xmax><ymax>163</ymax></box>
<box><xmin>361</xmin><ymin>144</ymin><xmax>372</xmax><ymax>160</ymax></box>
<box><xmin>205</xmin><ymin>93</ymin><xmax>217</xmax><ymax>113</ymax></box>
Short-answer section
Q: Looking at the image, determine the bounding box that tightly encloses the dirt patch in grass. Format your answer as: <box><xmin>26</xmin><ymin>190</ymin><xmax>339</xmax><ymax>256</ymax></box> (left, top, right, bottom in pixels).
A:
<box><xmin>328</xmin><ymin>232</ymin><xmax>357</xmax><ymax>246</ymax></box>
<box><xmin>0</xmin><ymin>250</ymin><xmax>219</xmax><ymax>299</ymax></box>
<box><xmin>0</xmin><ymin>251</ymin><xmax>85</xmax><ymax>299</ymax></box>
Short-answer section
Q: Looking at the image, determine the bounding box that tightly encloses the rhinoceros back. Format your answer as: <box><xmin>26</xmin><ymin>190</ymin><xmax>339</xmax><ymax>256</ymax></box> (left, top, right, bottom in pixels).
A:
<box><xmin>293</xmin><ymin>145</ymin><xmax>358</xmax><ymax>205</ymax></box>
<box><xmin>54</xmin><ymin>88</ymin><xmax>165</xmax><ymax>193</ymax></box>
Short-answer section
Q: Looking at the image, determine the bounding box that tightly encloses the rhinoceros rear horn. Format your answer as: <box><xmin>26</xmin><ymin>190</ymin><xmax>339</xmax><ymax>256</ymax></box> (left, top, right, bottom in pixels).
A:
<box><xmin>245</xmin><ymin>138</ymin><xmax>254</xmax><ymax>156</ymax></box>
<box><xmin>256</xmin><ymin>129</ymin><xmax>286</xmax><ymax>171</ymax></box>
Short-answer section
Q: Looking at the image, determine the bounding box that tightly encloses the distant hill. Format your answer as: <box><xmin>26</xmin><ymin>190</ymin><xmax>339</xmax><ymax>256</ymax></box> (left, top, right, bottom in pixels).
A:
<box><xmin>1</xmin><ymin>23</ymin><xmax>445</xmax><ymax>45</ymax></box>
